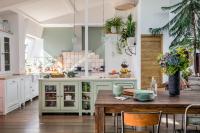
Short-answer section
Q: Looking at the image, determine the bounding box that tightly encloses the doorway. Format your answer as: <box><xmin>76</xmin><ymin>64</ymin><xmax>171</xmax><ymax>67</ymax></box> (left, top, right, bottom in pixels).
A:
<box><xmin>141</xmin><ymin>35</ymin><xmax>163</xmax><ymax>88</ymax></box>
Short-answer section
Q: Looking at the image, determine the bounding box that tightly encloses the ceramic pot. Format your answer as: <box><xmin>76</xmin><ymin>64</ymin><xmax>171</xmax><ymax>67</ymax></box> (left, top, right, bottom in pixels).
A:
<box><xmin>112</xmin><ymin>85</ymin><xmax>123</xmax><ymax>96</ymax></box>
<box><xmin>127</xmin><ymin>37</ymin><xmax>135</xmax><ymax>46</ymax></box>
<box><xmin>111</xmin><ymin>26</ymin><xmax>117</xmax><ymax>34</ymax></box>
<box><xmin>168</xmin><ymin>71</ymin><xmax>180</xmax><ymax>96</ymax></box>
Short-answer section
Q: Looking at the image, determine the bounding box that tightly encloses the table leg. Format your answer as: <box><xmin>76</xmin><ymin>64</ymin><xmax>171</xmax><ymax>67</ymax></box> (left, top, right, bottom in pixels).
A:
<box><xmin>95</xmin><ymin>107</ymin><xmax>105</xmax><ymax>133</ymax></box>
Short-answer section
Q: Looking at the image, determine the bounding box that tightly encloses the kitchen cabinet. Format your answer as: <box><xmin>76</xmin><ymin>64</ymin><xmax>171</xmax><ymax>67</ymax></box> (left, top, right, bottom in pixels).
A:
<box><xmin>39</xmin><ymin>78</ymin><xmax>137</xmax><ymax>115</ymax></box>
<box><xmin>24</xmin><ymin>76</ymin><xmax>31</xmax><ymax>101</ymax></box>
<box><xmin>6</xmin><ymin>79</ymin><xmax>20</xmax><ymax>113</ymax></box>
<box><xmin>81</xmin><ymin>81</ymin><xmax>93</xmax><ymax>114</ymax></box>
<box><xmin>0</xmin><ymin>74</ymin><xmax>39</xmax><ymax>115</ymax></box>
<box><xmin>61</xmin><ymin>82</ymin><xmax>79</xmax><ymax>111</ymax></box>
<box><xmin>93</xmin><ymin>81</ymin><xmax>112</xmax><ymax>101</ymax></box>
<box><xmin>0</xmin><ymin>32</ymin><xmax>12</xmax><ymax>74</ymax></box>
<box><xmin>42</xmin><ymin>82</ymin><xmax>60</xmax><ymax>111</ymax></box>
<box><xmin>41</xmin><ymin>82</ymin><xmax>79</xmax><ymax>113</ymax></box>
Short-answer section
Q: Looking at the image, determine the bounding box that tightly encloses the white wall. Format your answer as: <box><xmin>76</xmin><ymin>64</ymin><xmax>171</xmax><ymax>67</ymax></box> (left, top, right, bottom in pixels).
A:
<box><xmin>135</xmin><ymin>0</ymin><xmax>175</xmax><ymax>86</ymax></box>
<box><xmin>0</xmin><ymin>11</ymin><xmax>44</xmax><ymax>74</ymax></box>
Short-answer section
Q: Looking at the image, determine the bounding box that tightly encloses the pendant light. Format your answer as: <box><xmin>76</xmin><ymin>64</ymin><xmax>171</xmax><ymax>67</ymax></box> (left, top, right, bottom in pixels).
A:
<box><xmin>101</xmin><ymin>0</ymin><xmax>105</xmax><ymax>43</ymax></box>
<box><xmin>72</xmin><ymin>0</ymin><xmax>77</xmax><ymax>44</ymax></box>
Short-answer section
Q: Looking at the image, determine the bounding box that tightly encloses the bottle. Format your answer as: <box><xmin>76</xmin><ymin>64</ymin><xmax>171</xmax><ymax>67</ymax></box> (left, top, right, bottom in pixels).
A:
<box><xmin>150</xmin><ymin>77</ymin><xmax>157</xmax><ymax>96</ymax></box>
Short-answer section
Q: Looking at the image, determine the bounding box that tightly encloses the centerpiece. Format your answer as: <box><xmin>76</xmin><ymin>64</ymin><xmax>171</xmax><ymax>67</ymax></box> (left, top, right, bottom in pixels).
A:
<box><xmin>157</xmin><ymin>47</ymin><xmax>190</xmax><ymax>96</ymax></box>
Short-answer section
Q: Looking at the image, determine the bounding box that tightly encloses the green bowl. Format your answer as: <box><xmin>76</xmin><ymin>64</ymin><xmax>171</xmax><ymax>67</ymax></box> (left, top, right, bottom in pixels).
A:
<box><xmin>134</xmin><ymin>90</ymin><xmax>155</xmax><ymax>102</ymax></box>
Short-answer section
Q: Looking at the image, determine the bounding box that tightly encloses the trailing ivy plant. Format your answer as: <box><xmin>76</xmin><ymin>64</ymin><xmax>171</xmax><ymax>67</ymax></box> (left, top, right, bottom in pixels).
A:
<box><xmin>150</xmin><ymin>0</ymin><xmax>200</xmax><ymax>75</ymax></box>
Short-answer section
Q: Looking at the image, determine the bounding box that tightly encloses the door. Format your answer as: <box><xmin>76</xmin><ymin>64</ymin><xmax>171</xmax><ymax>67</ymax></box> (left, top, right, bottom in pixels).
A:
<box><xmin>42</xmin><ymin>82</ymin><xmax>60</xmax><ymax>111</ymax></box>
<box><xmin>141</xmin><ymin>35</ymin><xmax>162</xmax><ymax>88</ymax></box>
<box><xmin>24</xmin><ymin>76</ymin><xmax>31</xmax><ymax>101</ymax></box>
<box><xmin>60</xmin><ymin>82</ymin><xmax>79</xmax><ymax>111</ymax></box>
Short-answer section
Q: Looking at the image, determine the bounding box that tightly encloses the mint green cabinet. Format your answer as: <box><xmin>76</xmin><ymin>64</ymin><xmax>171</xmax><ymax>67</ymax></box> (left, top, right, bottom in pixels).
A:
<box><xmin>42</xmin><ymin>82</ymin><xmax>60</xmax><ymax>111</ymax></box>
<box><xmin>60</xmin><ymin>82</ymin><xmax>79</xmax><ymax>111</ymax></box>
<box><xmin>81</xmin><ymin>81</ymin><xmax>93</xmax><ymax>114</ymax></box>
<box><xmin>39</xmin><ymin>79</ymin><xmax>137</xmax><ymax>115</ymax></box>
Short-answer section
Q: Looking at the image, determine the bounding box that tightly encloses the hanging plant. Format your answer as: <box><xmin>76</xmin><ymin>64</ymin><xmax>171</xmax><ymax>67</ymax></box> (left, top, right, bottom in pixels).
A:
<box><xmin>104</xmin><ymin>16</ymin><xmax>124</xmax><ymax>34</ymax></box>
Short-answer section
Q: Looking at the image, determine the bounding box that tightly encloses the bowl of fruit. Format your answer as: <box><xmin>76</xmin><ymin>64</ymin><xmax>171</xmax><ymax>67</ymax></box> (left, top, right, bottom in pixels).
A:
<box><xmin>108</xmin><ymin>69</ymin><xmax>119</xmax><ymax>78</ymax></box>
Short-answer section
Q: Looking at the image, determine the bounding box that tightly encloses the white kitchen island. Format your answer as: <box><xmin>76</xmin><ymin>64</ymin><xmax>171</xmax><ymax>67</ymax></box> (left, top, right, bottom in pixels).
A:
<box><xmin>39</xmin><ymin>77</ymin><xmax>137</xmax><ymax>115</ymax></box>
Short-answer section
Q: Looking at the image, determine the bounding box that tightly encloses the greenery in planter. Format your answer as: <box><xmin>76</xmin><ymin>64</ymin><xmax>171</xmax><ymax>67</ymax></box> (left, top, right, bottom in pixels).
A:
<box><xmin>104</xmin><ymin>16</ymin><xmax>124</xmax><ymax>34</ymax></box>
<box><xmin>150</xmin><ymin>0</ymin><xmax>200</xmax><ymax>74</ymax></box>
<box><xmin>120</xmin><ymin>14</ymin><xmax>136</xmax><ymax>44</ymax></box>
<box><xmin>157</xmin><ymin>47</ymin><xmax>190</xmax><ymax>75</ymax></box>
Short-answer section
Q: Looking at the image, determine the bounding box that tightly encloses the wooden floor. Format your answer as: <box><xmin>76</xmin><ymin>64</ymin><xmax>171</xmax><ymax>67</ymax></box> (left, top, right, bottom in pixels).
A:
<box><xmin>0</xmin><ymin>98</ymin><xmax>185</xmax><ymax>133</ymax></box>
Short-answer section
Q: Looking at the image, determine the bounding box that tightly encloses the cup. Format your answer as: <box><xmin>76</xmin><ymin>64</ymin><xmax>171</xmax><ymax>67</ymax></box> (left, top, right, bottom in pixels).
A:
<box><xmin>112</xmin><ymin>85</ymin><xmax>123</xmax><ymax>97</ymax></box>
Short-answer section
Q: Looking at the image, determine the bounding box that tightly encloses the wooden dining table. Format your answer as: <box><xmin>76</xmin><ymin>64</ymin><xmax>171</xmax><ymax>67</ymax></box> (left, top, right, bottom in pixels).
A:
<box><xmin>95</xmin><ymin>90</ymin><xmax>200</xmax><ymax>133</ymax></box>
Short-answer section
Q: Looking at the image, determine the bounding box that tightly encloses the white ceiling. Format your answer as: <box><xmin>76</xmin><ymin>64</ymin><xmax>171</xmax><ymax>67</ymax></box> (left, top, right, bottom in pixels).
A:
<box><xmin>0</xmin><ymin>0</ymin><xmax>138</xmax><ymax>26</ymax></box>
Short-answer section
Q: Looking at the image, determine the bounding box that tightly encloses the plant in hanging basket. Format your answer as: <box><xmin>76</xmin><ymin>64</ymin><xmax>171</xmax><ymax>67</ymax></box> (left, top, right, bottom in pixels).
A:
<box><xmin>104</xmin><ymin>16</ymin><xmax>124</xmax><ymax>34</ymax></box>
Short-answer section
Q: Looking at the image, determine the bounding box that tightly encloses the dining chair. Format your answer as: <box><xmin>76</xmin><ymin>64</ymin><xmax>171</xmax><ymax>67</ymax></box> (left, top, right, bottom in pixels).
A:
<box><xmin>184</xmin><ymin>104</ymin><xmax>200</xmax><ymax>133</ymax></box>
<box><xmin>121</xmin><ymin>111</ymin><xmax>162</xmax><ymax>133</ymax></box>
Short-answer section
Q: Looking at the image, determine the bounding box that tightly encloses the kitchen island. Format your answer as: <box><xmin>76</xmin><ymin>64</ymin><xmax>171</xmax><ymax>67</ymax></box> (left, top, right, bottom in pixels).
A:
<box><xmin>39</xmin><ymin>77</ymin><xmax>137</xmax><ymax>115</ymax></box>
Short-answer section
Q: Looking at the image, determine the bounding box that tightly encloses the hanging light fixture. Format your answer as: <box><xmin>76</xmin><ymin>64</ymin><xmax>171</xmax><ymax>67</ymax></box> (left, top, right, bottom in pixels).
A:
<box><xmin>72</xmin><ymin>0</ymin><xmax>77</xmax><ymax>44</ymax></box>
<box><xmin>101</xmin><ymin>0</ymin><xmax>105</xmax><ymax>43</ymax></box>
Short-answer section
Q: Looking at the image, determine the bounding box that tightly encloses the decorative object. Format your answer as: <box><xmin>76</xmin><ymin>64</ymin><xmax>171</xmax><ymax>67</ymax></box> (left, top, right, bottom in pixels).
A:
<box><xmin>134</xmin><ymin>90</ymin><xmax>155</xmax><ymax>102</ymax></box>
<box><xmin>2</xmin><ymin>20</ymin><xmax>10</xmax><ymax>33</ymax></box>
<box><xmin>168</xmin><ymin>71</ymin><xmax>180</xmax><ymax>96</ymax></box>
<box><xmin>104</xmin><ymin>16</ymin><xmax>123</xmax><ymax>34</ymax></box>
<box><xmin>50</xmin><ymin>73</ymin><xmax>65</xmax><ymax>78</ymax></box>
<box><xmin>150</xmin><ymin>0</ymin><xmax>200</xmax><ymax>75</ymax></box>
<box><xmin>120</xmin><ymin>61</ymin><xmax>131</xmax><ymax>78</ymax></box>
<box><xmin>157</xmin><ymin>47</ymin><xmax>190</xmax><ymax>96</ymax></box>
<box><xmin>66</xmin><ymin>71</ymin><xmax>77</xmax><ymax>78</ymax></box>
<box><xmin>112</xmin><ymin>84</ymin><xmax>123</xmax><ymax>96</ymax></box>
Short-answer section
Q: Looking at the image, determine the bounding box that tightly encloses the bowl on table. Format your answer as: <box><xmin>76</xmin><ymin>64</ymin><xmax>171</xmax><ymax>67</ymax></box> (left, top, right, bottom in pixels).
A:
<box><xmin>134</xmin><ymin>90</ymin><xmax>155</xmax><ymax>102</ymax></box>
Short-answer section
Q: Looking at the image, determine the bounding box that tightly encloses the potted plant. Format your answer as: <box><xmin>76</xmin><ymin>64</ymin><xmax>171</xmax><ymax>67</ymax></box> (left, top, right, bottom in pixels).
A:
<box><xmin>120</xmin><ymin>14</ymin><xmax>136</xmax><ymax>46</ymax></box>
<box><xmin>157</xmin><ymin>47</ymin><xmax>190</xmax><ymax>96</ymax></box>
<box><xmin>104</xmin><ymin>16</ymin><xmax>123</xmax><ymax>34</ymax></box>
<box><xmin>150</xmin><ymin>0</ymin><xmax>200</xmax><ymax>75</ymax></box>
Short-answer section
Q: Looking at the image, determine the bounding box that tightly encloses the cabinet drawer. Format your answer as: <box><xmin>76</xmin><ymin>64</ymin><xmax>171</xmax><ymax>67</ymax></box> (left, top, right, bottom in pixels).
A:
<box><xmin>113</xmin><ymin>81</ymin><xmax>136</xmax><ymax>89</ymax></box>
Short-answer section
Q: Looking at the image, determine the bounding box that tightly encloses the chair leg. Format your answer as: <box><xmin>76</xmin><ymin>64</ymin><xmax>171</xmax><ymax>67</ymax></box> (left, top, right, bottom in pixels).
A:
<box><xmin>115</xmin><ymin>113</ymin><xmax>118</xmax><ymax>133</ymax></box>
<box><xmin>166</xmin><ymin>114</ymin><xmax>168</xmax><ymax>128</ymax></box>
<box><xmin>173</xmin><ymin>114</ymin><xmax>176</xmax><ymax>133</ymax></box>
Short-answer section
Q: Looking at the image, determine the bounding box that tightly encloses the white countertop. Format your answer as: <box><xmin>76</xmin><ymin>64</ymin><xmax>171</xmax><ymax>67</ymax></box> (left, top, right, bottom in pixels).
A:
<box><xmin>39</xmin><ymin>77</ymin><xmax>136</xmax><ymax>81</ymax></box>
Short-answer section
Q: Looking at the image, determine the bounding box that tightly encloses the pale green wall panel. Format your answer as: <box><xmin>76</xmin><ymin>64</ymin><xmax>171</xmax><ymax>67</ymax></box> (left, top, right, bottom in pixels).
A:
<box><xmin>42</xmin><ymin>27</ymin><xmax>74</xmax><ymax>57</ymax></box>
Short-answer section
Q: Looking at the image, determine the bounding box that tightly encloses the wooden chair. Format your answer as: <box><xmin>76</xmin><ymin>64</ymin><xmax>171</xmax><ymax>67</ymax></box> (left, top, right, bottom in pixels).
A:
<box><xmin>121</xmin><ymin>111</ymin><xmax>162</xmax><ymax>133</ymax></box>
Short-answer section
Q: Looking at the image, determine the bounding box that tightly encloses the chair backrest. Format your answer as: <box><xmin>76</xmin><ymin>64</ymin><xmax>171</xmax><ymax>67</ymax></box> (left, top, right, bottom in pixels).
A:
<box><xmin>121</xmin><ymin>111</ymin><xmax>162</xmax><ymax>133</ymax></box>
<box><xmin>184</xmin><ymin>104</ymin><xmax>200</xmax><ymax>133</ymax></box>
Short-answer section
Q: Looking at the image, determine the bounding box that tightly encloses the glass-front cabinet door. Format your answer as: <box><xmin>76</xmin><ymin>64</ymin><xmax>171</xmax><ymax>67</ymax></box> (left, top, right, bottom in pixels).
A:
<box><xmin>60</xmin><ymin>82</ymin><xmax>79</xmax><ymax>110</ymax></box>
<box><xmin>42</xmin><ymin>82</ymin><xmax>60</xmax><ymax>110</ymax></box>
<box><xmin>3</xmin><ymin>37</ymin><xmax>10</xmax><ymax>71</ymax></box>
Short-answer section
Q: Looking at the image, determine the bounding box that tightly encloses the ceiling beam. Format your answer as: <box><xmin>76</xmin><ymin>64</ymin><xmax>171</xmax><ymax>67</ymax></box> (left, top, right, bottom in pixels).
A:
<box><xmin>12</xmin><ymin>8</ymin><xmax>42</xmax><ymax>26</ymax></box>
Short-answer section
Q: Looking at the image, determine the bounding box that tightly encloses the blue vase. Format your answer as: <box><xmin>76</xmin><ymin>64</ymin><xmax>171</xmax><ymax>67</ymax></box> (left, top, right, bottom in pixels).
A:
<box><xmin>168</xmin><ymin>71</ymin><xmax>180</xmax><ymax>96</ymax></box>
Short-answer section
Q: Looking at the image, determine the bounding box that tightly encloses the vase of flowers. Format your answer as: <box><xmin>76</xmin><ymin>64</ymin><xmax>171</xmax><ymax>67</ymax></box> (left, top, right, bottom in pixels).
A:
<box><xmin>158</xmin><ymin>47</ymin><xmax>190</xmax><ymax>96</ymax></box>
